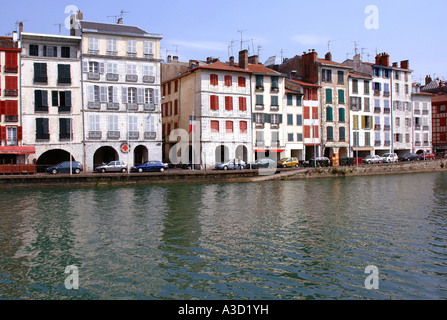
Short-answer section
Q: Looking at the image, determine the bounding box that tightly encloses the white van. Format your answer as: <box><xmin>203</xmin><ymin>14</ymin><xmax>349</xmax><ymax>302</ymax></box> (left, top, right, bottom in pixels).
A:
<box><xmin>382</xmin><ymin>153</ymin><xmax>399</xmax><ymax>163</ymax></box>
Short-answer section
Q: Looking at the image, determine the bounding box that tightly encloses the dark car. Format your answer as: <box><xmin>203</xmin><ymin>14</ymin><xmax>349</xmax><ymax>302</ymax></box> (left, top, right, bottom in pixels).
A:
<box><xmin>131</xmin><ymin>161</ymin><xmax>169</xmax><ymax>173</ymax></box>
<box><xmin>302</xmin><ymin>157</ymin><xmax>331</xmax><ymax>167</ymax></box>
<box><xmin>47</xmin><ymin>161</ymin><xmax>83</xmax><ymax>174</ymax></box>
<box><xmin>419</xmin><ymin>153</ymin><xmax>436</xmax><ymax>160</ymax></box>
<box><xmin>247</xmin><ymin>158</ymin><xmax>278</xmax><ymax>169</ymax></box>
<box><xmin>400</xmin><ymin>153</ymin><xmax>419</xmax><ymax>162</ymax></box>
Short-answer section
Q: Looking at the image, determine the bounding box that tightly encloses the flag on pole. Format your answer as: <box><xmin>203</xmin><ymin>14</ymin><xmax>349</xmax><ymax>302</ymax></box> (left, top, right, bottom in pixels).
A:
<box><xmin>189</xmin><ymin>115</ymin><xmax>196</xmax><ymax>133</ymax></box>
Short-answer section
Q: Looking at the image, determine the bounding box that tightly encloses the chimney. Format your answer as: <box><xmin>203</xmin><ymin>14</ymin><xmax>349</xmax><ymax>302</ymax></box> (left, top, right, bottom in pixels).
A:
<box><xmin>173</xmin><ymin>56</ymin><xmax>178</xmax><ymax>62</ymax></box>
<box><xmin>167</xmin><ymin>55</ymin><xmax>171</xmax><ymax>63</ymax></box>
<box><xmin>189</xmin><ymin>60</ymin><xmax>199</xmax><ymax>69</ymax></box>
<box><xmin>229</xmin><ymin>56</ymin><xmax>234</xmax><ymax>67</ymax></box>
<box><xmin>117</xmin><ymin>18</ymin><xmax>123</xmax><ymax>24</ymax></box>
<box><xmin>12</xmin><ymin>31</ymin><xmax>17</xmax><ymax>43</ymax></box>
<box><xmin>425</xmin><ymin>75</ymin><xmax>432</xmax><ymax>85</ymax></box>
<box><xmin>239</xmin><ymin>50</ymin><xmax>248</xmax><ymax>70</ymax></box>
<box><xmin>325</xmin><ymin>52</ymin><xmax>332</xmax><ymax>61</ymax></box>
<box><xmin>392</xmin><ymin>62</ymin><xmax>398</xmax><ymax>68</ymax></box>
<box><xmin>302</xmin><ymin>50</ymin><xmax>318</xmax><ymax>83</ymax></box>
<box><xmin>400</xmin><ymin>60</ymin><xmax>409</xmax><ymax>70</ymax></box>
<box><xmin>248</xmin><ymin>55</ymin><xmax>259</xmax><ymax>65</ymax></box>
<box><xmin>77</xmin><ymin>10</ymin><xmax>83</xmax><ymax>20</ymax></box>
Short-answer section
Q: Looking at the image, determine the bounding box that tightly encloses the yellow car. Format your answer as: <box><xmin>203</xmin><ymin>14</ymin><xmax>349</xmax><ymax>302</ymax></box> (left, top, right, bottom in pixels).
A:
<box><xmin>278</xmin><ymin>157</ymin><xmax>300</xmax><ymax>168</ymax></box>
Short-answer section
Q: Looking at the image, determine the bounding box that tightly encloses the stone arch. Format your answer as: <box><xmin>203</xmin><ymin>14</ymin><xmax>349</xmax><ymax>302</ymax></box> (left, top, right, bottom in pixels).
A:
<box><xmin>93</xmin><ymin>146</ymin><xmax>119</xmax><ymax>169</ymax></box>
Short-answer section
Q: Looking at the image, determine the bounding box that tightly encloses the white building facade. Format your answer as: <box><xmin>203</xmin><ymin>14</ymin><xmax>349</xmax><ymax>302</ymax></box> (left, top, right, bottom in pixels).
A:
<box><xmin>412</xmin><ymin>84</ymin><xmax>433</xmax><ymax>154</ymax></box>
<box><xmin>20</xmin><ymin>32</ymin><xmax>83</xmax><ymax>170</ymax></box>
<box><xmin>73</xmin><ymin>19</ymin><xmax>163</xmax><ymax>171</ymax></box>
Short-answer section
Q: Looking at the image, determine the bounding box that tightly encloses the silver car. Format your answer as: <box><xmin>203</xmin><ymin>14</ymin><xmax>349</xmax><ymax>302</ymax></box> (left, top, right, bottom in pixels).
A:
<box><xmin>95</xmin><ymin>161</ymin><xmax>128</xmax><ymax>173</ymax></box>
<box><xmin>382</xmin><ymin>153</ymin><xmax>399</xmax><ymax>163</ymax></box>
<box><xmin>215</xmin><ymin>159</ymin><xmax>246</xmax><ymax>170</ymax></box>
<box><xmin>365</xmin><ymin>155</ymin><xmax>384</xmax><ymax>164</ymax></box>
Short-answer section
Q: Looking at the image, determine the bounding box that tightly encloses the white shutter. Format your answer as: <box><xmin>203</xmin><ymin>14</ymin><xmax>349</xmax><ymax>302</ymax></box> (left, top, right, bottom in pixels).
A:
<box><xmin>113</xmin><ymin>87</ymin><xmax>118</xmax><ymax>103</ymax></box>
<box><xmin>88</xmin><ymin>85</ymin><xmax>94</xmax><ymax>102</ymax></box>
<box><xmin>99</xmin><ymin>62</ymin><xmax>105</xmax><ymax>74</ymax></box>
<box><xmin>137</xmin><ymin>88</ymin><xmax>144</xmax><ymax>104</ymax></box>
<box><xmin>122</xmin><ymin>87</ymin><xmax>128</xmax><ymax>104</ymax></box>
<box><xmin>107</xmin><ymin>62</ymin><xmax>112</xmax><ymax>74</ymax></box>
<box><xmin>154</xmin><ymin>88</ymin><xmax>160</xmax><ymax>104</ymax></box>
<box><xmin>83</xmin><ymin>61</ymin><xmax>88</xmax><ymax>73</ymax></box>
<box><xmin>100</xmin><ymin>86</ymin><xmax>107</xmax><ymax>102</ymax></box>
<box><xmin>143</xmin><ymin>65</ymin><xmax>149</xmax><ymax>76</ymax></box>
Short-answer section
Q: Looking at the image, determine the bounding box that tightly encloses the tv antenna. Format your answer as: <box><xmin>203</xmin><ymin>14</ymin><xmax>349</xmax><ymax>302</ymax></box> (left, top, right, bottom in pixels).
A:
<box><xmin>257</xmin><ymin>45</ymin><xmax>264</xmax><ymax>59</ymax></box>
<box><xmin>15</xmin><ymin>19</ymin><xmax>27</xmax><ymax>33</ymax></box>
<box><xmin>108</xmin><ymin>9</ymin><xmax>129</xmax><ymax>23</ymax></box>
<box><xmin>172</xmin><ymin>45</ymin><xmax>180</xmax><ymax>56</ymax></box>
<box><xmin>352</xmin><ymin>41</ymin><xmax>360</xmax><ymax>55</ymax></box>
<box><xmin>54</xmin><ymin>23</ymin><xmax>63</xmax><ymax>34</ymax></box>
<box><xmin>228</xmin><ymin>39</ymin><xmax>237</xmax><ymax>58</ymax></box>
<box><xmin>237</xmin><ymin>29</ymin><xmax>247</xmax><ymax>51</ymax></box>
<box><xmin>327</xmin><ymin>40</ymin><xmax>335</xmax><ymax>52</ymax></box>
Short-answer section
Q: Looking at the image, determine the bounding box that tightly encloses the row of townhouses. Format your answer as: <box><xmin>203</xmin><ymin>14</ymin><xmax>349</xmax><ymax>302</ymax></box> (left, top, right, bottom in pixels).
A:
<box><xmin>0</xmin><ymin>12</ymin><xmax>441</xmax><ymax>172</ymax></box>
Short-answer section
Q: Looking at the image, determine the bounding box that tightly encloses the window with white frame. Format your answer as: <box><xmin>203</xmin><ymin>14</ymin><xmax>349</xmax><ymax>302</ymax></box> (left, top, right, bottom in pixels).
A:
<box><xmin>108</xmin><ymin>115</ymin><xmax>119</xmax><ymax>132</ymax></box>
<box><xmin>145</xmin><ymin>115</ymin><xmax>155</xmax><ymax>132</ymax></box>
<box><xmin>89</xmin><ymin>37</ymin><xmax>99</xmax><ymax>52</ymax></box>
<box><xmin>107</xmin><ymin>62</ymin><xmax>118</xmax><ymax>74</ymax></box>
<box><xmin>144</xmin><ymin>41</ymin><xmax>154</xmax><ymax>57</ymax></box>
<box><xmin>127</xmin><ymin>40</ymin><xmax>137</xmax><ymax>56</ymax></box>
<box><xmin>143</xmin><ymin>64</ymin><xmax>155</xmax><ymax>76</ymax></box>
<box><xmin>108</xmin><ymin>38</ymin><xmax>117</xmax><ymax>54</ymax></box>
<box><xmin>127</xmin><ymin>64</ymin><xmax>137</xmax><ymax>75</ymax></box>
<box><xmin>89</xmin><ymin>114</ymin><xmax>100</xmax><ymax>131</ymax></box>
<box><xmin>88</xmin><ymin>85</ymin><xmax>100</xmax><ymax>102</ymax></box>
<box><xmin>145</xmin><ymin>88</ymin><xmax>154</xmax><ymax>104</ymax></box>
<box><xmin>108</xmin><ymin>86</ymin><xmax>118</xmax><ymax>103</ymax></box>
<box><xmin>128</xmin><ymin>87</ymin><xmax>137</xmax><ymax>104</ymax></box>
<box><xmin>128</xmin><ymin>115</ymin><xmax>138</xmax><ymax>132</ymax></box>
<box><xmin>6</xmin><ymin>127</ymin><xmax>17</xmax><ymax>146</ymax></box>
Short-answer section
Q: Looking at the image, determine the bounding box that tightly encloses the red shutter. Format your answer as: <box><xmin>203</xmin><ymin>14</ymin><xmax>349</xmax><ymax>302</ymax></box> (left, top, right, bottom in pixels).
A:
<box><xmin>224</xmin><ymin>75</ymin><xmax>232</xmax><ymax>87</ymax></box>
<box><xmin>312</xmin><ymin>107</ymin><xmax>319</xmax><ymax>119</ymax></box>
<box><xmin>210</xmin><ymin>95</ymin><xmax>219</xmax><ymax>110</ymax></box>
<box><xmin>240</xmin><ymin>121</ymin><xmax>247</xmax><ymax>134</ymax></box>
<box><xmin>211</xmin><ymin>121</ymin><xmax>219</xmax><ymax>133</ymax></box>
<box><xmin>0</xmin><ymin>126</ymin><xmax>6</xmax><ymax>141</ymax></box>
<box><xmin>210</xmin><ymin>74</ymin><xmax>218</xmax><ymax>86</ymax></box>
<box><xmin>5</xmin><ymin>52</ymin><xmax>18</xmax><ymax>71</ymax></box>
<box><xmin>226</xmin><ymin>121</ymin><xmax>233</xmax><ymax>133</ymax></box>
<box><xmin>6</xmin><ymin>100</ymin><xmax>18</xmax><ymax>116</ymax></box>
<box><xmin>174</xmin><ymin>100</ymin><xmax>178</xmax><ymax>115</ymax></box>
<box><xmin>225</xmin><ymin>96</ymin><xmax>233</xmax><ymax>111</ymax></box>
<box><xmin>304</xmin><ymin>126</ymin><xmax>311</xmax><ymax>139</ymax></box>
<box><xmin>238</xmin><ymin>77</ymin><xmax>246</xmax><ymax>87</ymax></box>
<box><xmin>239</xmin><ymin>97</ymin><xmax>246</xmax><ymax>111</ymax></box>
<box><xmin>5</xmin><ymin>76</ymin><xmax>18</xmax><ymax>90</ymax></box>
<box><xmin>313</xmin><ymin>125</ymin><xmax>319</xmax><ymax>138</ymax></box>
<box><xmin>17</xmin><ymin>126</ymin><xmax>23</xmax><ymax>141</ymax></box>
<box><xmin>0</xmin><ymin>101</ymin><xmax>5</xmax><ymax>115</ymax></box>
<box><xmin>303</xmin><ymin>107</ymin><xmax>310</xmax><ymax>119</ymax></box>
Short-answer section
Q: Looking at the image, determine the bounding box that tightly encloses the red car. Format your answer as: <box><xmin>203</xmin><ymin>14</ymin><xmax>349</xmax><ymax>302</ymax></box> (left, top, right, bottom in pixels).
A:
<box><xmin>419</xmin><ymin>153</ymin><xmax>436</xmax><ymax>160</ymax></box>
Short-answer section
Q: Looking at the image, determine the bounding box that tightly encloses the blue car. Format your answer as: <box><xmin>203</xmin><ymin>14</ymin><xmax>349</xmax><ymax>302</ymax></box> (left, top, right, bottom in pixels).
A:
<box><xmin>47</xmin><ymin>161</ymin><xmax>83</xmax><ymax>174</ymax></box>
<box><xmin>131</xmin><ymin>161</ymin><xmax>168</xmax><ymax>173</ymax></box>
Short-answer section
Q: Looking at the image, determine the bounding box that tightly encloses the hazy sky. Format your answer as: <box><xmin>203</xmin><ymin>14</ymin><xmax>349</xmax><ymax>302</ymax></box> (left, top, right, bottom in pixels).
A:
<box><xmin>1</xmin><ymin>0</ymin><xmax>445</xmax><ymax>82</ymax></box>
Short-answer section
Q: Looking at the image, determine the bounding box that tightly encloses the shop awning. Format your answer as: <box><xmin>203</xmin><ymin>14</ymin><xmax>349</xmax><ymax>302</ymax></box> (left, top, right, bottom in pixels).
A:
<box><xmin>0</xmin><ymin>146</ymin><xmax>35</xmax><ymax>155</ymax></box>
<box><xmin>254</xmin><ymin>149</ymin><xmax>284</xmax><ymax>153</ymax></box>
<box><xmin>352</xmin><ymin>147</ymin><xmax>374</xmax><ymax>151</ymax></box>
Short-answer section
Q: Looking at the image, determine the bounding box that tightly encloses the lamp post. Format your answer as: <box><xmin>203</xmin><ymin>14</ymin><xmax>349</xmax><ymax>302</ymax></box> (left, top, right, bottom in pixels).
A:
<box><xmin>70</xmin><ymin>116</ymin><xmax>73</xmax><ymax>175</ymax></box>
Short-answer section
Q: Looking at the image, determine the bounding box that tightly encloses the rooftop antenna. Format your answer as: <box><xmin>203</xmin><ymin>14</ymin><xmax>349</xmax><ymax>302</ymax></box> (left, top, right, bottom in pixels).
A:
<box><xmin>361</xmin><ymin>47</ymin><xmax>368</xmax><ymax>57</ymax></box>
<box><xmin>238</xmin><ymin>29</ymin><xmax>246</xmax><ymax>51</ymax></box>
<box><xmin>15</xmin><ymin>20</ymin><xmax>27</xmax><ymax>33</ymax></box>
<box><xmin>172</xmin><ymin>45</ymin><xmax>180</xmax><ymax>56</ymax></box>
<box><xmin>54</xmin><ymin>23</ymin><xmax>63</xmax><ymax>34</ymax></box>
<box><xmin>108</xmin><ymin>9</ymin><xmax>129</xmax><ymax>23</ymax></box>
<box><xmin>352</xmin><ymin>41</ymin><xmax>359</xmax><ymax>55</ymax></box>
<box><xmin>250</xmin><ymin>39</ymin><xmax>256</xmax><ymax>55</ymax></box>
<box><xmin>228</xmin><ymin>39</ymin><xmax>237</xmax><ymax>58</ymax></box>
<box><xmin>257</xmin><ymin>45</ymin><xmax>264</xmax><ymax>59</ymax></box>
<box><xmin>280</xmin><ymin>49</ymin><xmax>286</xmax><ymax>62</ymax></box>
<box><xmin>327</xmin><ymin>40</ymin><xmax>335</xmax><ymax>52</ymax></box>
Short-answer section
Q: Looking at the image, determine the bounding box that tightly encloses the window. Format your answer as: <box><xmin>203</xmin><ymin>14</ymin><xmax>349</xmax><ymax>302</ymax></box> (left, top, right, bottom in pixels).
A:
<box><xmin>322</xmin><ymin>69</ymin><xmax>332</xmax><ymax>82</ymax></box>
<box><xmin>89</xmin><ymin>37</ymin><xmax>99</xmax><ymax>52</ymax></box>
<box><xmin>256</xmin><ymin>95</ymin><xmax>264</xmax><ymax>106</ymax></box>
<box><xmin>271</xmin><ymin>96</ymin><xmax>279</xmax><ymax>106</ymax></box>
<box><xmin>256</xmin><ymin>131</ymin><xmax>264</xmax><ymax>145</ymax></box>
<box><xmin>108</xmin><ymin>38</ymin><xmax>117</xmax><ymax>54</ymax></box>
<box><xmin>271</xmin><ymin>77</ymin><xmax>279</xmax><ymax>90</ymax></box>
<box><xmin>43</xmin><ymin>46</ymin><xmax>57</xmax><ymax>57</ymax></box>
<box><xmin>88</xmin><ymin>85</ymin><xmax>100</xmax><ymax>102</ymax></box>
<box><xmin>352</xmin><ymin>79</ymin><xmax>359</xmax><ymax>94</ymax></box>
<box><xmin>145</xmin><ymin>115</ymin><xmax>156</xmax><ymax>133</ymax></box>
<box><xmin>4</xmin><ymin>52</ymin><xmax>18</xmax><ymax>72</ymax></box>
<box><xmin>304</xmin><ymin>126</ymin><xmax>311</xmax><ymax>139</ymax></box>
<box><xmin>240</xmin><ymin>121</ymin><xmax>247</xmax><ymax>134</ymax></box>
<box><xmin>353</xmin><ymin>115</ymin><xmax>359</xmax><ymax>130</ymax></box>
<box><xmin>108</xmin><ymin>62</ymin><xmax>118</xmax><ymax>74</ymax></box>
<box><xmin>225</xmin><ymin>96</ymin><xmax>233</xmax><ymax>111</ymax></box>
<box><xmin>127</xmin><ymin>64</ymin><xmax>137</xmax><ymax>75</ymax></box>
<box><xmin>326</xmin><ymin>88</ymin><xmax>332</xmax><ymax>103</ymax></box>
<box><xmin>89</xmin><ymin>61</ymin><xmax>100</xmax><ymax>73</ymax></box>
<box><xmin>61</xmin><ymin>47</ymin><xmax>71</xmax><ymax>58</ymax></box>
<box><xmin>224</xmin><ymin>75</ymin><xmax>232</xmax><ymax>87</ymax></box>
<box><xmin>288</xmin><ymin>133</ymin><xmax>294</xmax><ymax>142</ymax></box>
<box><xmin>287</xmin><ymin>114</ymin><xmax>293</xmax><ymax>125</ymax></box>
<box><xmin>58</xmin><ymin>65</ymin><xmax>71</xmax><ymax>84</ymax></box>
<box><xmin>127</xmin><ymin>40</ymin><xmax>137</xmax><ymax>56</ymax></box>
<box><xmin>272</xmin><ymin>132</ymin><xmax>280</xmax><ymax>145</ymax></box>
<box><xmin>364</xmin><ymin>97</ymin><xmax>370</xmax><ymax>112</ymax></box>
<box><xmin>271</xmin><ymin>114</ymin><xmax>282</xmax><ymax>125</ymax></box>
<box><xmin>108</xmin><ymin>86</ymin><xmax>118</xmax><ymax>103</ymax></box>
<box><xmin>29</xmin><ymin>44</ymin><xmax>39</xmax><ymax>56</ymax></box>
<box><xmin>108</xmin><ymin>115</ymin><xmax>119</xmax><ymax>132</ymax></box>
<box><xmin>296</xmin><ymin>115</ymin><xmax>303</xmax><ymax>126</ymax></box>
<box><xmin>238</xmin><ymin>97</ymin><xmax>247</xmax><ymax>111</ymax></box>
<box><xmin>312</xmin><ymin>107</ymin><xmax>319</xmax><ymax>120</ymax></box>
<box><xmin>6</xmin><ymin>127</ymin><xmax>18</xmax><ymax>146</ymax></box>
<box><xmin>338</xmin><ymin>71</ymin><xmax>344</xmax><ymax>84</ymax></box>
<box><xmin>128</xmin><ymin>87</ymin><xmax>137</xmax><ymax>104</ymax></box>
<box><xmin>90</xmin><ymin>114</ymin><xmax>100</xmax><ymax>131</ymax></box>
<box><xmin>36</xmin><ymin>118</ymin><xmax>50</xmax><ymax>140</ymax></box>
<box><xmin>297</xmin><ymin>95</ymin><xmax>303</xmax><ymax>106</ymax></box>
<box><xmin>210</xmin><ymin>95</ymin><xmax>219</xmax><ymax>110</ymax></box>
<box><xmin>144</xmin><ymin>41</ymin><xmax>154</xmax><ymax>57</ymax></box>
<box><xmin>238</xmin><ymin>77</ymin><xmax>246</xmax><ymax>87</ymax></box>
<box><xmin>210</xmin><ymin>74</ymin><xmax>218</xmax><ymax>86</ymax></box>
<box><xmin>35</xmin><ymin>90</ymin><xmax>48</xmax><ymax>112</ymax></box>
<box><xmin>211</xmin><ymin>120</ymin><xmax>219</xmax><ymax>133</ymax></box>
<box><xmin>303</xmin><ymin>107</ymin><xmax>310</xmax><ymax>119</ymax></box>
<box><xmin>59</xmin><ymin>119</ymin><xmax>71</xmax><ymax>140</ymax></box>
<box><xmin>339</xmin><ymin>127</ymin><xmax>346</xmax><ymax>141</ymax></box>
<box><xmin>395</xmin><ymin>83</ymin><xmax>400</xmax><ymax>94</ymax></box>
<box><xmin>256</xmin><ymin>75</ymin><xmax>264</xmax><ymax>89</ymax></box>
<box><xmin>287</xmin><ymin>95</ymin><xmax>293</xmax><ymax>106</ymax></box>
<box><xmin>338</xmin><ymin>89</ymin><xmax>345</xmax><ymax>104</ymax></box>
<box><xmin>34</xmin><ymin>63</ymin><xmax>47</xmax><ymax>83</ymax></box>
<box><xmin>350</xmin><ymin>97</ymin><xmax>362</xmax><ymax>111</ymax></box>
<box><xmin>375</xmin><ymin>132</ymin><xmax>381</xmax><ymax>145</ymax></box>
<box><xmin>353</xmin><ymin>132</ymin><xmax>359</xmax><ymax>146</ymax></box>
<box><xmin>364</xmin><ymin>80</ymin><xmax>370</xmax><ymax>94</ymax></box>
<box><xmin>326</xmin><ymin>106</ymin><xmax>333</xmax><ymax>121</ymax></box>
<box><xmin>297</xmin><ymin>133</ymin><xmax>303</xmax><ymax>141</ymax></box>
<box><xmin>339</xmin><ymin>108</ymin><xmax>346</xmax><ymax>122</ymax></box>
<box><xmin>327</xmin><ymin>126</ymin><xmax>334</xmax><ymax>141</ymax></box>
<box><xmin>128</xmin><ymin>115</ymin><xmax>138</xmax><ymax>132</ymax></box>
<box><xmin>226</xmin><ymin>121</ymin><xmax>234</xmax><ymax>133</ymax></box>
<box><xmin>52</xmin><ymin>91</ymin><xmax>72</xmax><ymax>112</ymax></box>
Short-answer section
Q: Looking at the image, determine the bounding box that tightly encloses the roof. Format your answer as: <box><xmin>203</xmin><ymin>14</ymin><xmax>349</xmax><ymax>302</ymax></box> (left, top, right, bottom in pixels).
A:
<box><xmin>20</xmin><ymin>32</ymin><xmax>81</xmax><ymax>42</ymax></box>
<box><xmin>264</xmin><ymin>55</ymin><xmax>281</xmax><ymax>67</ymax></box>
<box><xmin>286</xmin><ymin>78</ymin><xmax>321</xmax><ymax>88</ymax></box>
<box><xmin>79</xmin><ymin>20</ymin><xmax>162</xmax><ymax>39</ymax></box>
<box><xmin>348</xmin><ymin>71</ymin><xmax>372</xmax><ymax>80</ymax></box>
<box><xmin>317</xmin><ymin>58</ymin><xmax>352</xmax><ymax>69</ymax></box>
<box><xmin>245</xmin><ymin>63</ymin><xmax>283</xmax><ymax>76</ymax></box>
<box><xmin>431</xmin><ymin>94</ymin><xmax>447</xmax><ymax>103</ymax></box>
<box><xmin>190</xmin><ymin>61</ymin><xmax>252</xmax><ymax>74</ymax></box>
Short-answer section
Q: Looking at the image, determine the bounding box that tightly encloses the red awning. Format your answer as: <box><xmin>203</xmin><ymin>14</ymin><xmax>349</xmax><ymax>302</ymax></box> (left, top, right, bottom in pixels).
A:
<box><xmin>0</xmin><ymin>146</ymin><xmax>35</xmax><ymax>155</ymax></box>
<box><xmin>254</xmin><ymin>149</ymin><xmax>283</xmax><ymax>153</ymax></box>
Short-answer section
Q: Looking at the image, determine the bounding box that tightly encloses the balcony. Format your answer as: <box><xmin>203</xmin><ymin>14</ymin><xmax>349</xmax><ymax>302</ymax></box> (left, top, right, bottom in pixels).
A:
<box><xmin>423</xmin><ymin>126</ymin><xmax>429</xmax><ymax>131</ymax></box>
<box><xmin>35</xmin><ymin>106</ymin><xmax>48</xmax><ymax>113</ymax></box>
<box><xmin>89</xmin><ymin>49</ymin><xmax>99</xmax><ymax>55</ymax></box>
<box><xmin>88</xmin><ymin>73</ymin><xmax>100</xmax><ymax>80</ymax></box>
<box><xmin>375</xmin><ymin>140</ymin><xmax>381</xmax><ymax>146</ymax></box>
<box><xmin>4</xmin><ymin>89</ymin><xmax>18</xmax><ymax>97</ymax></box>
<box><xmin>374</xmin><ymin>89</ymin><xmax>380</xmax><ymax>96</ymax></box>
<box><xmin>126</xmin><ymin>74</ymin><xmax>138</xmax><ymax>82</ymax></box>
<box><xmin>384</xmin><ymin>141</ymin><xmax>391</xmax><ymax>146</ymax></box>
<box><xmin>384</xmin><ymin>108</ymin><xmax>391</xmax><ymax>114</ymax></box>
<box><xmin>414</xmin><ymin>109</ymin><xmax>421</xmax><ymax>115</ymax></box>
<box><xmin>271</xmin><ymin>87</ymin><xmax>279</xmax><ymax>93</ymax></box>
<box><xmin>58</xmin><ymin>78</ymin><xmax>71</xmax><ymax>85</ymax></box>
<box><xmin>415</xmin><ymin>125</ymin><xmax>421</xmax><ymax>130</ymax></box>
<box><xmin>144</xmin><ymin>54</ymin><xmax>154</xmax><ymax>59</ymax></box>
<box><xmin>107</xmin><ymin>103</ymin><xmax>120</xmax><ymax>111</ymax></box>
<box><xmin>58</xmin><ymin>106</ymin><xmax>71</xmax><ymax>113</ymax></box>
<box><xmin>34</xmin><ymin>77</ymin><xmax>48</xmax><ymax>84</ymax></box>
<box><xmin>4</xmin><ymin>66</ymin><xmax>18</xmax><ymax>73</ymax></box>
<box><xmin>128</xmin><ymin>132</ymin><xmax>140</xmax><ymax>140</ymax></box>
<box><xmin>384</xmin><ymin>125</ymin><xmax>391</xmax><ymax>131</ymax></box>
<box><xmin>143</xmin><ymin>76</ymin><xmax>155</xmax><ymax>83</ymax></box>
<box><xmin>374</xmin><ymin>107</ymin><xmax>381</xmax><ymax>113</ymax></box>
<box><xmin>88</xmin><ymin>102</ymin><xmax>101</xmax><ymax>110</ymax></box>
<box><xmin>144</xmin><ymin>104</ymin><xmax>156</xmax><ymax>111</ymax></box>
<box><xmin>127</xmin><ymin>104</ymin><xmax>138</xmax><ymax>111</ymax></box>
<box><xmin>270</xmin><ymin>105</ymin><xmax>279</xmax><ymax>111</ymax></box>
<box><xmin>256</xmin><ymin>85</ymin><xmax>264</xmax><ymax>92</ymax></box>
<box><xmin>5</xmin><ymin>115</ymin><xmax>18</xmax><ymax>122</ymax></box>
<box><xmin>107</xmin><ymin>51</ymin><xmax>117</xmax><ymax>57</ymax></box>
<box><xmin>255</xmin><ymin>141</ymin><xmax>265</xmax><ymax>148</ymax></box>
<box><xmin>415</xmin><ymin>141</ymin><xmax>422</xmax><ymax>146</ymax></box>
<box><xmin>107</xmin><ymin>131</ymin><xmax>120</xmax><ymax>140</ymax></box>
<box><xmin>374</xmin><ymin>124</ymin><xmax>381</xmax><ymax>131</ymax></box>
<box><xmin>144</xmin><ymin>132</ymin><xmax>157</xmax><ymax>140</ymax></box>
<box><xmin>106</xmin><ymin>73</ymin><xmax>119</xmax><ymax>81</ymax></box>
<box><xmin>383</xmin><ymin>91</ymin><xmax>390</xmax><ymax>97</ymax></box>
<box><xmin>422</xmin><ymin>110</ymin><xmax>429</xmax><ymax>115</ymax></box>
<box><xmin>255</xmin><ymin>104</ymin><xmax>264</xmax><ymax>111</ymax></box>
<box><xmin>88</xmin><ymin>131</ymin><xmax>102</xmax><ymax>140</ymax></box>
<box><xmin>271</xmin><ymin>123</ymin><xmax>280</xmax><ymax>129</ymax></box>
<box><xmin>255</xmin><ymin>123</ymin><xmax>265</xmax><ymax>129</ymax></box>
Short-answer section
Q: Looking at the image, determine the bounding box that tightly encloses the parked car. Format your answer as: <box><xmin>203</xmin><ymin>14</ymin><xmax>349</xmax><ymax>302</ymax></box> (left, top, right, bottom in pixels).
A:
<box><xmin>419</xmin><ymin>152</ymin><xmax>436</xmax><ymax>160</ymax></box>
<box><xmin>95</xmin><ymin>161</ymin><xmax>128</xmax><ymax>173</ymax></box>
<box><xmin>400</xmin><ymin>153</ymin><xmax>419</xmax><ymax>162</ymax></box>
<box><xmin>47</xmin><ymin>161</ymin><xmax>83</xmax><ymax>174</ymax></box>
<box><xmin>303</xmin><ymin>157</ymin><xmax>331</xmax><ymax>167</ymax></box>
<box><xmin>382</xmin><ymin>153</ymin><xmax>399</xmax><ymax>163</ymax></box>
<box><xmin>277</xmin><ymin>157</ymin><xmax>300</xmax><ymax>168</ymax></box>
<box><xmin>215</xmin><ymin>159</ymin><xmax>246</xmax><ymax>170</ymax></box>
<box><xmin>247</xmin><ymin>158</ymin><xmax>278</xmax><ymax>170</ymax></box>
<box><xmin>131</xmin><ymin>161</ymin><xmax>168</xmax><ymax>173</ymax></box>
<box><xmin>364</xmin><ymin>155</ymin><xmax>384</xmax><ymax>164</ymax></box>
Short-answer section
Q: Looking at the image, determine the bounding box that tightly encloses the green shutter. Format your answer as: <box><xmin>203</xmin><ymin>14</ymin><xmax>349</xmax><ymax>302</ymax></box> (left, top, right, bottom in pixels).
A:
<box><xmin>52</xmin><ymin>91</ymin><xmax>59</xmax><ymax>106</ymax></box>
<box><xmin>326</xmin><ymin>88</ymin><xmax>332</xmax><ymax>103</ymax></box>
<box><xmin>338</xmin><ymin>89</ymin><xmax>345</xmax><ymax>104</ymax></box>
<box><xmin>339</xmin><ymin>108</ymin><xmax>345</xmax><ymax>122</ymax></box>
<box><xmin>326</xmin><ymin>106</ymin><xmax>333</xmax><ymax>121</ymax></box>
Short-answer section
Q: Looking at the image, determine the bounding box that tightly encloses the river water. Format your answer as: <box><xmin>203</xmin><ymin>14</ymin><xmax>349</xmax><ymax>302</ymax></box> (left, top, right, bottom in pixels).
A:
<box><xmin>0</xmin><ymin>172</ymin><xmax>446</xmax><ymax>300</ymax></box>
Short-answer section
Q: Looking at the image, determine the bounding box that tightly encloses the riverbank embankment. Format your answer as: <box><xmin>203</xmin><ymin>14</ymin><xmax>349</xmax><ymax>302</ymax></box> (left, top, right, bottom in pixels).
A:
<box><xmin>0</xmin><ymin>159</ymin><xmax>446</xmax><ymax>189</ymax></box>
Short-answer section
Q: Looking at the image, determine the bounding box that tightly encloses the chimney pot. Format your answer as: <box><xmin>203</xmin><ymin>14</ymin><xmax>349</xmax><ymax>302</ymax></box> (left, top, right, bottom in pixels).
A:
<box><xmin>229</xmin><ymin>56</ymin><xmax>234</xmax><ymax>67</ymax></box>
<box><xmin>239</xmin><ymin>50</ymin><xmax>248</xmax><ymax>70</ymax></box>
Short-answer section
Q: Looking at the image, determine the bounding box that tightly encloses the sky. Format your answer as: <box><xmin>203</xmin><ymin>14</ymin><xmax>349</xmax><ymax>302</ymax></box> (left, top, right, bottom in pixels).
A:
<box><xmin>1</xmin><ymin>0</ymin><xmax>445</xmax><ymax>83</ymax></box>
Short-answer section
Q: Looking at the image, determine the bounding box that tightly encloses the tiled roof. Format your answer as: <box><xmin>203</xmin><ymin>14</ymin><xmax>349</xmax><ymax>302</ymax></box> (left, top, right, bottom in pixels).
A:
<box><xmin>191</xmin><ymin>61</ymin><xmax>252</xmax><ymax>74</ymax></box>
<box><xmin>432</xmin><ymin>94</ymin><xmax>447</xmax><ymax>103</ymax></box>
<box><xmin>317</xmin><ymin>58</ymin><xmax>352</xmax><ymax>69</ymax></box>
<box><xmin>286</xmin><ymin>78</ymin><xmax>321</xmax><ymax>88</ymax></box>
<box><xmin>246</xmin><ymin>64</ymin><xmax>282</xmax><ymax>75</ymax></box>
<box><xmin>348</xmin><ymin>71</ymin><xmax>372</xmax><ymax>79</ymax></box>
